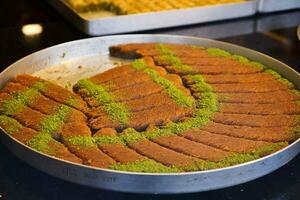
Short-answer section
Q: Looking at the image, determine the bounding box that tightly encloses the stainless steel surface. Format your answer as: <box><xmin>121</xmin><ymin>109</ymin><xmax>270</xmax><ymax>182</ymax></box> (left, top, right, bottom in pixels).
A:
<box><xmin>258</xmin><ymin>0</ymin><xmax>300</xmax><ymax>13</ymax></box>
<box><xmin>46</xmin><ymin>0</ymin><xmax>256</xmax><ymax>36</ymax></box>
<box><xmin>0</xmin><ymin>35</ymin><xmax>300</xmax><ymax>194</ymax></box>
<box><xmin>256</xmin><ymin>11</ymin><xmax>300</xmax><ymax>32</ymax></box>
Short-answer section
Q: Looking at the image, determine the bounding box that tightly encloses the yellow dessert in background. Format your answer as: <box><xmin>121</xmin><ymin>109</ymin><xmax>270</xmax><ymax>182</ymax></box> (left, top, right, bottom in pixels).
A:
<box><xmin>65</xmin><ymin>0</ymin><xmax>246</xmax><ymax>14</ymax></box>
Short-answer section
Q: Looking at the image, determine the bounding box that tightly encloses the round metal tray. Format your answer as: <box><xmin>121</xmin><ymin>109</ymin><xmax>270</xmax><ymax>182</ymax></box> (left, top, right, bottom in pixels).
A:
<box><xmin>0</xmin><ymin>35</ymin><xmax>299</xmax><ymax>194</ymax></box>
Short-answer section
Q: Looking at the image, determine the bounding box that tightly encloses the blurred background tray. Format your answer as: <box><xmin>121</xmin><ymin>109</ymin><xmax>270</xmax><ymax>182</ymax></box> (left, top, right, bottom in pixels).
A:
<box><xmin>46</xmin><ymin>0</ymin><xmax>256</xmax><ymax>36</ymax></box>
<box><xmin>258</xmin><ymin>0</ymin><xmax>300</xmax><ymax>13</ymax></box>
<box><xmin>256</xmin><ymin>11</ymin><xmax>300</xmax><ymax>32</ymax></box>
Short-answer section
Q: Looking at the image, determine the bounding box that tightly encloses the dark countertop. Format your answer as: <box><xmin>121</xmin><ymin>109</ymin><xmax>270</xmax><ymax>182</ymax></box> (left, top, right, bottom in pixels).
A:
<box><xmin>0</xmin><ymin>1</ymin><xmax>300</xmax><ymax>199</ymax></box>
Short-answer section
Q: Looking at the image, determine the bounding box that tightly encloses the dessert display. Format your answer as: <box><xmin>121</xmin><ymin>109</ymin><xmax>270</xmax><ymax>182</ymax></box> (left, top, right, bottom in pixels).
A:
<box><xmin>0</xmin><ymin>43</ymin><xmax>299</xmax><ymax>173</ymax></box>
<box><xmin>65</xmin><ymin>0</ymin><xmax>246</xmax><ymax>14</ymax></box>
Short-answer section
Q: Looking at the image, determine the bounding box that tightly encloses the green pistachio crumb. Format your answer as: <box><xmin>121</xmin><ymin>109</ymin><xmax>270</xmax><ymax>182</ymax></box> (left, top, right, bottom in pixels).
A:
<box><xmin>94</xmin><ymin>135</ymin><xmax>124</xmax><ymax>146</ymax></box>
<box><xmin>132</xmin><ymin>59</ymin><xmax>195</xmax><ymax>108</ymax></box>
<box><xmin>182</xmin><ymin>142</ymin><xmax>287</xmax><ymax>171</ymax></box>
<box><xmin>206</xmin><ymin>48</ymin><xmax>231</xmax><ymax>57</ymax></box>
<box><xmin>76</xmin><ymin>79</ymin><xmax>129</xmax><ymax>124</ymax></box>
<box><xmin>120</xmin><ymin>128</ymin><xmax>146</xmax><ymax>144</ymax></box>
<box><xmin>191</xmin><ymin>45</ymin><xmax>204</xmax><ymax>49</ymax></box>
<box><xmin>156</xmin><ymin>44</ymin><xmax>193</xmax><ymax>71</ymax></box>
<box><xmin>291</xmin><ymin>90</ymin><xmax>300</xmax><ymax>97</ymax></box>
<box><xmin>110</xmin><ymin>159</ymin><xmax>181</xmax><ymax>173</ymax></box>
<box><xmin>231</xmin><ymin>55</ymin><xmax>249</xmax><ymax>64</ymax></box>
<box><xmin>65</xmin><ymin>97</ymin><xmax>79</xmax><ymax>107</ymax></box>
<box><xmin>2</xmin><ymin>88</ymin><xmax>39</xmax><ymax>115</ymax></box>
<box><xmin>264</xmin><ymin>69</ymin><xmax>294</xmax><ymax>87</ymax></box>
<box><xmin>39</xmin><ymin>105</ymin><xmax>71</xmax><ymax>136</ymax></box>
<box><xmin>27</xmin><ymin>133</ymin><xmax>53</xmax><ymax>154</ymax></box>
<box><xmin>128</xmin><ymin>73</ymin><xmax>219</xmax><ymax>142</ymax></box>
<box><xmin>67</xmin><ymin>136</ymin><xmax>95</xmax><ymax>146</ymax></box>
<box><xmin>0</xmin><ymin>115</ymin><xmax>23</xmax><ymax>134</ymax></box>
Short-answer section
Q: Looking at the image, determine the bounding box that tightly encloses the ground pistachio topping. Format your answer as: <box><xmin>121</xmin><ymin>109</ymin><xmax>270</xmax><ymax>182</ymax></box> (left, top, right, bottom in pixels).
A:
<box><xmin>217</xmin><ymin>142</ymin><xmax>288</xmax><ymax>168</ymax></box>
<box><xmin>94</xmin><ymin>135</ymin><xmax>124</xmax><ymax>146</ymax></box>
<box><xmin>61</xmin><ymin>57</ymin><xmax>219</xmax><ymax>149</ymax></box>
<box><xmin>95</xmin><ymin>68</ymin><xmax>289</xmax><ymax>172</ymax></box>
<box><xmin>1</xmin><ymin>82</ymin><xmax>46</xmax><ymax>115</ymax></box>
<box><xmin>107</xmin><ymin>141</ymin><xmax>287</xmax><ymax>173</ymax></box>
<box><xmin>76</xmin><ymin>79</ymin><xmax>129</xmax><ymax>124</ymax></box>
<box><xmin>0</xmin><ymin>86</ymin><xmax>76</xmax><ymax>154</ymax></box>
<box><xmin>190</xmin><ymin>45</ymin><xmax>267</xmax><ymax>69</ymax></box>
<box><xmin>32</xmin><ymin>80</ymin><xmax>47</xmax><ymax>91</ymax></box>
<box><xmin>64</xmin><ymin>129</ymin><xmax>145</xmax><ymax>146</ymax></box>
<box><xmin>27</xmin><ymin>133</ymin><xmax>53</xmax><ymax>154</ymax></box>
<box><xmin>67</xmin><ymin>136</ymin><xmax>95</xmax><ymax>147</ymax></box>
<box><xmin>264</xmin><ymin>69</ymin><xmax>294</xmax><ymax>87</ymax></box>
<box><xmin>0</xmin><ymin>115</ymin><xmax>54</xmax><ymax>154</ymax></box>
<box><xmin>119</xmin><ymin>128</ymin><xmax>147</xmax><ymax>144</ymax></box>
<box><xmin>38</xmin><ymin>104</ymin><xmax>71</xmax><ymax>136</ymax></box>
<box><xmin>156</xmin><ymin>44</ymin><xmax>193</xmax><ymax>71</ymax></box>
<box><xmin>205</xmin><ymin>47</ymin><xmax>265</xmax><ymax>70</ymax></box>
<box><xmin>294</xmin><ymin>125</ymin><xmax>300</xmax><ymax>138</ymax></box>
<box><xmin>231</xmin><ymin>54</ymin><xmax>250</xmax><ymax>64</ymax></box>
<box><xmin>201</xmin><ymin>46</ymin><xmax>297</xmax><ymax>87</ymax></box>
<box><xmin>157</xmin><ymin>44</ymin><xmax>286</xmax><ymax>86</ymax></box>
<box><xmin>111</xmin><ymin>73</ymin><xmax>219</xmax><ymax>141</ymax></box>
<box><xmin>1</xmin><ymin>110</ymin><xmax>288</xmax><ymax>172</ymax></box>
<box><xmin>131</xmin><ymin>59</ymin><xmax>195</xmax><ymax>108</ymax></box>
<box><xmin>295</xmin><ymin>116</ymin><xmax>300</xmax><ymax>141</ymax></box>
<box><xmin>182</xmin><ymin>142</ymin><xmax>288</xmax><ymax>171</ymax></box>
<box><xmin>230</xmin><ymin>54</ymin><xmax>265</xmax><ymax>69</ymax></box>
<box><xmin>26</xmin><ymin>97</ymin><xmax>76</xmax><ymax>154</ymax></box>
<box><xmin>292</xmin><ymin>90</ymin><xmax>300</xmax><ymax>96</ymax></box>
<box><xmin>109</xmin><ymin>158</ymin><xmax>181</xmax><ymax>173</ymax></box>
<box><xmin>206</xmin><ymin>48</ymin><xmax>231</xmax><ymax>57</ymax></box>
<box><xmin>0</xmin><ymin>115</ymin><xmax>23</xmax><ymax>134</ymax></box>
<box><xmin>68</xmin><ymin>135</ymin><xmax>126</xmax><ymax>147</ymax></box>
<box><xmin>168</xmin><ymin>44</ymin><xmax>297</xmax><ymax>92</ymax></box>
<box><xmin>0</xmin><ymin>45</ymin><xmax>297</xmax><ymax>173</ymax></box>
<box><xmin>191</xmin><ymin>45</ymin><xmax>204</xmax><ymax>50</ymax></box>
<box><xmin>65</xmin><ymin>96</ymin><xmax>80</xmax><ymax>107</ymax></box>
